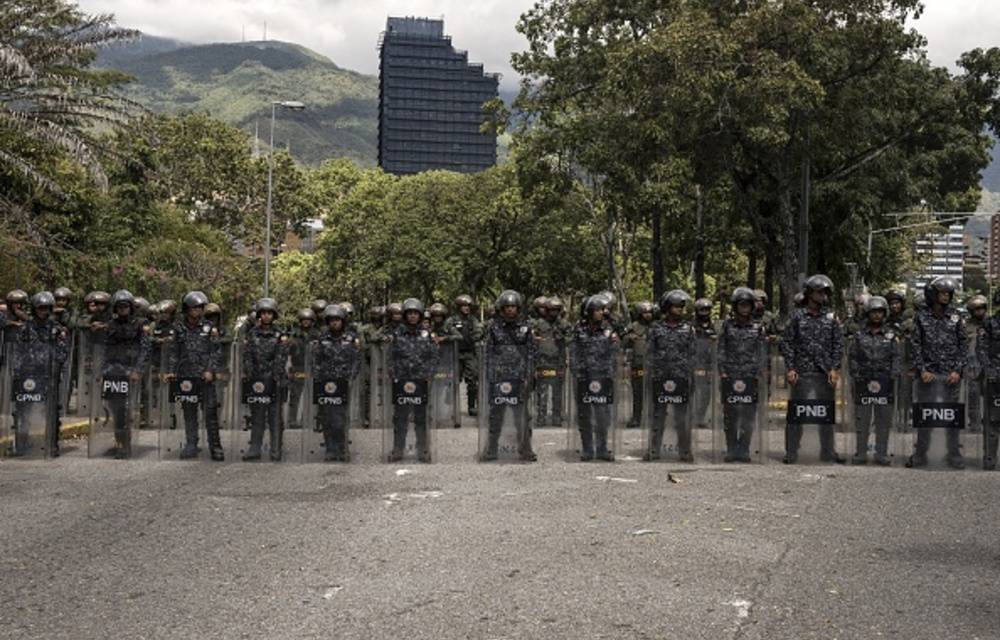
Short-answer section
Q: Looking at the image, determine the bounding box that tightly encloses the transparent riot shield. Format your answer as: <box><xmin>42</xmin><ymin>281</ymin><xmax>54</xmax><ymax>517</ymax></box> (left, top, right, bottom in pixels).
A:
<box><xmin>769</xmin><ymin>371</ymin><xmax>848</xmax><ymax>464</ymax></box>
<box><xmin>216</xmin><ymin>338</ymin><xmax>236</xmax><ymax>432</ymax></box>
<box><xmin>902</xmin><ymin>375</ymin><xmax>980</xmax><ymax>470</ymax></box>
<box><xmin>535</xmin><ymin>350</ymin><xmax>568</xmax><ymax>429</ymax></box>
<box><xmin>302</xmin><ymin>343</ymin><xmax>362</xmax><ymax>463</ymax></box>
<box><xmin>368</xmin><ymin>343</ymin><xmax>386</xmax><ymax>430</ymax></box>
<box><xmin>88</xmin><ymin>343</ymin><xmax>151</xmax><ymax>459</ymax></box>
<box><xmin>982</xmin><ymin>378</ymin><xmax>1000</xmax><ymax>470</ymax></box>
<box><xmin>845</xmin><ymin>373</ymin><xmax>897</xmax><ymax>466</ymax></box>
<box><xmin>231</xmin><ymin>374</ymin><xmax>296</xmax><ymax>462</ymax></box>
<box><xmin>478</xmin><ymin>343</ymin><xmax>536</xmax><ymax>462</ymax></box>
<box><xmin>145</xmin><ymin>349</ymin><xmax>172</xmax><ymax>433</ymax></box>
<box><xmin>0</xmin><ymin>344</ymin><xmax>9</xmax><ymax>456</ymax></box>
<box><xmin>381</xmin><ymin>349</ymin><xmax>436</xmax><ymax>464</ymax></box>
<box><xmin>75</xmin><ymin>329</ymin><xmax>97</xmax><ymax>417</ymax></box>
<box><xmin>641</xmin><ymin>373</ymin><xmax>696</xmax><ymax>462</ymax></box>
<box><xmin>711</xmin><ymin>334</ymin><xmax>769</xmax><ymax>464</ymax></box>
<box><xmin>692</xmin><ymin>334</ymin><xmax>715</xmax><ymax>431</ymax></box>
<box><xmin>567</xmin><ymin>353</ymin><xmax>625</xmax><ymax>461</ymax></box>
<box><xmin>158</xmin><ymin>373</ymin><xmax>217</xmax><ymax>461</ymax></box>
<box><xmin>431</xmin><ymin>342</ymin><xmax>460</xmax><ymax>430</ymax></box>
<box><xmin>4</xmin><ymin>343</ymin><xmax>59</xmax><ymax>458</ymax></box>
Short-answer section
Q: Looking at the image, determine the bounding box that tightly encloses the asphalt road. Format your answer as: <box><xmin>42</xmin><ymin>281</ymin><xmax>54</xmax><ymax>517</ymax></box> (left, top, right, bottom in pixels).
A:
<box><xmin>1</xmin><ymin>427</ymin><xmax>998</xmax><ymax>640</ymax></box>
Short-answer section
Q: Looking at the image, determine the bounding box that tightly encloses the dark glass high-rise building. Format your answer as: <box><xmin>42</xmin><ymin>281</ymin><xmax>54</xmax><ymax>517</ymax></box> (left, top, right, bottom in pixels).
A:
<box><xmin>378</xmin><ymin>17</ymin><xmax>499</xmax><ymax>175</ymax></box>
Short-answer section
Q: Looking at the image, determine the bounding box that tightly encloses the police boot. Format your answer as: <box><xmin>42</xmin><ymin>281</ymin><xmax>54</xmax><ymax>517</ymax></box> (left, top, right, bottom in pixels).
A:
<box><xmin>208</xmin><ymin>429</ymin><xmax>225</xmax><ymax>462</ymax></box>
<box><xmin>518</xmin><ymin>427</ymin><xmax>537</xmax><ymax>462</ymax></box>
<box><xmin>579</xmin><ymin>429</ymin><xmax>594</xmax><ymax>461</ymax></box>
<box><xmin>905</xmin><ymin>452</ymin><xmax>928</xmax><ymax>468</ymax></box>
<box><xmin>819</xmin><ymin>426</ymin><xmax>845</xmax><ymax>464</ymax></box>
<box><xmin>595</xmin><ymin>427</ymin><xmax>613</xmax><ymax>461</ymax></box>
<box><xmin>782</xmin><ymin>424</ymin><xmax>800</xmax><ymax>464</ymax></box>
<box><xmin>984</xmin><ymin>428</ymin><xmax>999</xmax><ymax>470</ymax></box>
<box><xmin>723</xmin><ymin>428</ymin><xmax>738</xmax><ymax>463</ymax></box>
<box><xmin>243</xmin><ymin>424</ymin><xmax>264</xmax><ymax>461</ymax></box>
<box><xmin>481</xmin><ymin>432</ymin><xmax>499</xmax><ymax>461</ymax></box>
<box><xmin>644</xmin><ymin>428</ymin><xmax>663</xmax><ymax>461</ymax></box>
<box><xmin>269</xmin><ymin>424</ymin><xmax>283</xmax><ymax>462</ymax></box>
<box><xmin>416</xmin><ymin>428</ymin><xmax>431</xmax><ymax>463</ymax></box>
<box><xmin>677</xmin><ymin>426</ymin><xmax>693</xmax><ymax>463</ymax></box>
<box><xmin>180</xmin><ymin>422</ymin><xmax>200</xmax><ymax>460</ymax></box>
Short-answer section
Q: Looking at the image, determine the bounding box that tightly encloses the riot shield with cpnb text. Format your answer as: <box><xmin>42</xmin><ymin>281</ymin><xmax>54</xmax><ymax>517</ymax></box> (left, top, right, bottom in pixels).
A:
<box><xmin>431</xmin><ymin>342</ymin><xmax>460</xmax><ymax>430</ymax></box>
<box><xmin>3</xmin><ymin>343</ymin><xmax>59</xmax><ymax>458</ymax></box>
<box><xmin>902</xmin><ymin>376</ymin><xmax>979</xmax><ymax>469</ymax></box>
<box><xmin>478</xmin><ymin>343</ymin><xmax>535</xmax><ymax>462</ymax></box>
<box><xmin>301</xmin><ymin>338</ymin><xmax>362</xmax><ymax>463</ymax></box>
<box><xmin>567</xmin><ymin>352</ymin><xmax>626</xmax><ymax>462</ymax></box>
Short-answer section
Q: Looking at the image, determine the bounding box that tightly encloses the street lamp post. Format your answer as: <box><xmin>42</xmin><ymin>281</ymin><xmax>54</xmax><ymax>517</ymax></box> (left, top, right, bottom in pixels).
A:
<box><xmin>264</xmin><ymin>100</ymin><xmax>305</xmax><ymax>297</ymax></box>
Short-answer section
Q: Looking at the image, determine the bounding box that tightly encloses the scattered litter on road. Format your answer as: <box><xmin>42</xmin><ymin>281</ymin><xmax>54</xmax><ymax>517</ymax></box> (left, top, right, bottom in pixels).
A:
<box><xmin>595</xmin><ymin>475</ymin><xmax>638</xmax><ymax>484</ymax></box>
<box><xmin>630</xmin><ymin>529</ymin><xmax>662</xmax><ymax>536</ymax></box>
<box><xmin>667</xmin><ymin>473</ymin><xmax>681</xmax><ymax>484</ymax></box>
<box><xmin>619</xmin><ymin>455</ymin><xmax>642</xmax><ymax>461</ymax></box>
<box><xmin>382</xmin><ymin>490</ymin><xmax>444</xmax><ymax>506</ymax></box>
<box><xmin>721</xmin><ymin>527</ymin><xmax>734</xmax><ymax>532</ymax></box>
<box><xmin>395</xmin><ymin>469</ymin><xmax>413</xmax><ymax>476</ymax></box>
<box><xmin>323</xmin><ymin>586</ymin><xmax>344</xmax><ymax>600</ymax></box>
<box><xmin>724</xmin><ymin>599</ymin><xmax>752</xmax><ymax>619</ymax></box>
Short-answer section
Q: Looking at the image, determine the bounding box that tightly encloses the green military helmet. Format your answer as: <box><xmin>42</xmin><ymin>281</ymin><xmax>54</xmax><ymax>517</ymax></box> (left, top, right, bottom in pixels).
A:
<box><xmin>368</xmin><ymin>305</ymin><xmax>384</xmax><ymax>320</ymax></box>
<box><xmin>31</xmin><ymin>291</ymin><xmax>55</xmax><ymax>309</ymax></box>
<box><xmin>752</xmin><ymin>289</ymin><xmax>767</xmax><ymax>302</ymax></box>
<box><xmin>496</xmin><ymin>290</ymin><xmax>523</xmax><ymax>309</ymax></box>
<box><xmin>865</xmin><ymin>296</ymin><xmax>889</xmax><ymax>317</ymax></box>
<box><xmin>694</xmin><ymin>298</ymin><xmax>712</xmax><ymax>314</ymax></box>
<box><xmin>731</xmin><ymin>287</ymin><xmax>756</xmax><ymax>305</ymax></box>
<box><xmin>93</xmin><ymin>291</ymin><xmax>111</xmax><ymax>305</ymax></box>
<box><xmin>533</xmin><ymin>295</ymin><xmax>548</xmax><ymax>310</ymax></box>
<box><xmin>159</xmin><ymin>299</ymin><xmax>177</xmax><ymax>315</ymax></box>
<box><xmin>966</xmin><ymin>295</ymin><xmax>987</xmax><ymax>312</ymax></box>
<box><xmin>53</xmin><ymin>287</ymin><xmax>73</xmax><ymax>302</ymax></box>
<box><xmin>547</xmin><ymin>296</ymin><xmax>564</xmax><ymax>311</ymax></box>
<box><xmin>659</xmin><ymin>289</ymin><xmax>690</xmax><ymax>313</ymax></box>
<box><xmin>6</xmin><ymin>289</ymin><xmax>28</xmax><ymax>305</ymax></box>
<box><xmin>402</xmin><ymin>298</ymin><xmax>424</xmax><ymax>314</ymax></box>
<box><xmin>255</xmin><ymin>297</ymin><xmax>280</xmax><ymax>317</ymax></box>
<box><xmin>634</xmin><ymin>301</ymin><xmax>655</xmax><ymax>315</ymax></box>
<box><xmin>297</xmin><ymin>308</ymin><xmax>316</xmax><ymax>322</ymax></box>
<box><xmin>340</xmin><ymin>301</ymin><xmax>356</xmax><ymax>318</ymax></box>
<box><xmin>83</xmin><ymin>291</ymin><xmax>101</xmax><ymax>305</ymax></box>
<box><xmin>323</xmin><ymin>304</ymin><xmax>347</xmax><ymax>321</ymax></box>
<box><xmin>134</xmin><ymin>297</ymin><xmax>151</xmax><ymax>318</ymax></box>
<box><xmin>310</xmin><ymin>299</ymin><xmax>329</xmax><ymax>316</ymax></box>
<box><xmin>204</xmin><ymin>302</ymin><xmax>222</xmax><ymax>317</ymax></box>
<box><xmin>454</xmin><ymin>294</ymin><xmax>473</xmax><ymax>308</ymax></box>
<box><xmin>429</xmin><ymin>302</ymin><xmax>448</xmax><ymax>317</ymax></box>
<box><xmin>855</xmin><ymin>292</ymin><xmax>871</xmax><ymax>309</ymax></box>
<box><xmin>182</xmin><ymin>291</ymin><xmax>209</xmax><ymax>309</ymax></box>
<box><xmin>110</xmin><ymin>289</ymin><xmax>135</xmax><ymax>309</ymax></box>
<box><xmin>386</xmin><ymin>302</ymin><xmax>403</xmax><ymax>316</ymax></box>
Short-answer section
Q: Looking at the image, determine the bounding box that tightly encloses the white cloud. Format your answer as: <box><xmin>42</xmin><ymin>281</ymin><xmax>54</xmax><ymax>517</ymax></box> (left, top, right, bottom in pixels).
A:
<box><xmin>76</xmin><ymin>0</ymin><xmax>1000</xmax><ymax>89</ymax></box>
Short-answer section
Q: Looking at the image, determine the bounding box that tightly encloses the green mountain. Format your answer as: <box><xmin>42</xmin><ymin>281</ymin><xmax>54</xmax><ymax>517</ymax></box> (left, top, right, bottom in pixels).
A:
<box><xmin>97</xmin><ymin>38</ymin><xmax>378</xmax><ymax>165</ymax></box>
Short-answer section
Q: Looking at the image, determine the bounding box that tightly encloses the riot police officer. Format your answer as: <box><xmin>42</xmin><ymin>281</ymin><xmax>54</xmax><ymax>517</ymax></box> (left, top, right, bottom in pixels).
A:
<box><xmin>907</xmin><ymin>277</ymin><xmax>966</xmax><ymax>468</ymax></box>
<box><xmin>692</xmin><ymin>297</ymin><xmax>717</xmax><ymax>429</ymax></box>
<box><xmin>570</xmin><ymin>295</ymin><xmax>621</xmax><ymax>461</ymax></box>
<box><xmin>482</xmin><ymin>290</ymin><xmax>537</xmax><ymax>461</ymax></box>
<box><xmin>287</xmin><ymin>308</ymin><xmax>317</xmax><ymax>430</ymax></box>
<box><xmin>624</xmin><ymin>302</ymin><xmax>654</xmax><ymax>429</ymax></box>
<box><xmin>387</xmin><ymin>298</ymin><xmax>439</xmax><ymax>462</ymax></box>
<box><xmin>534</xmin><ymin>296</ymin><xmax>571</xmax><ymax>426</ymax></box>
<box><xmin>964</xmin><ymin>295</ymin><xmax>987</xmax><ymax>434</ymax></box>
<box><xmin>240</xmin><ymin>298</ymin><xmax>289</xmax><ymax>461</ymax></box>
<box><xmin>848</xmin><ymin>296</ymin><xmax>900</xmax><ymax>465</ymax></box>
<box><xmin>645</xmin><ymin>290</ymin><xmax>696</xmax><ymax>461</ymax></box>
<box><xmin>313</xmin><ymin>304</ymin><xmax>361</xmax><ymax>461</ymax></box>
<box><xmin>100</xmin><ymin>290</ymin><xmax>150</xmax><ymax>458</ymax></box>
<box><xmin>718</xmin><ymin>287</ymin><xmax>767</xmax><ymax>462</ymax></box>
<box><xmin>780</xmin><ymin>275</ymin><xmax>846</xmax><ymax>464</ymax></box>
<box><xmin>444</xmin><ymin>295</ymin><xmax>483</xmax><ymax>417</ymax></box>
<box><xmin>167</xmin><ymin>291</ymin><xmax>224</xmax><ymax>460</ymax></box>
<box><xmin>8</xmin><ymin>292</ymin><xmax>69</xmax><ymax>456</ymax></box>
<box><xmin>976</xmin><ymin>288</ymin><xmax>1000</xmax><ymax>470</ymax></box>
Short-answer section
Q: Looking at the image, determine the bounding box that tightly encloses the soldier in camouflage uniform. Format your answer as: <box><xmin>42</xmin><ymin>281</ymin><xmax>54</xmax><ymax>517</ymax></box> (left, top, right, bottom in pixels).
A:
<box><xmin>52</xmin><ymin>287</ymin><xmax>75</xmax><ymax>329</ymax></box>
<box><xmin>906</xmin><ymin>277</ymin><xmax>967</xmax><ymax>469</ymax></box>
<box><xmin>963</xmin><ymin>295</ymin><xmax>987</xmax><ymax>434</ymax></box>
<box><xmin>205</xmin><ymin>302</ymin><xmax>233</xmax><ymax>429</ymax></box>
<box><xmin>692</xmin><ymin>297</ymin><xmax>717</xmax><ymax>429</ymax></box>
<box><xmin>444</xmin><ymin>295</ymin><xmax>483</xmax><ymax>417</ymax></box>
<box><xmin>780</xmin><ymin>275</ymin><xmax>846</xmax><ymax>464</ymax></box>
<box><xmin>8</xmin><ymin>292</ymin><xmax>69</xmax><ymax>456</ymax></box>
<box><xmin>975</xmin><ymin>289</ymin><xmax>1000</xmax><ymax>470</ymax></box>
<box><xmin>313</xmin><ymin>304</ymin><xmax>361</xmax><ymax>461</ymax></box>
<box><xmin>843</xmin><ymin>292</ymin><xmax>872</xmax><ymax>337</ymax></box>
<box><xmin>570</xmin><ymin>295</ymin><xmax>621</xmax><ymax>461</ymax></box>
<box><xmin>534</xmin><ymin>296</ymin><xmax>571</xmax><ymax>427</ymax></box>
<box><xmin>752</xmin><ymin>289</ymin><xmax>779</xmax><ymax>337</ymax></box>
<box><xmin>718</xmin><ymin>287</ymin><xmax>768</xmax><ymax>462</ymax></box>
<box><xmin>387</xmin><ymin>298</ymin><xmax>439</xmax><ymax>462</ymax></box>
<box><xmin>99</xmin><ymin>290</ymin><xmax>150</xmax><ymax>458</ymax></box>
<box><xmin>3</xmin><ymin>290</ymin><xmax>29</xmax><ymax>345</ymax></box>
<box><xmin>848</xmin><ymin>296</ymin><xmax>901</xmax><ymax>465</ymax></box>
<box><xmin>360</xmin><ymin>306</ymin><xmax>384</xmax><ymax>428</ymax></box>
<box><xmin>482</xmin><ymin>290</ymin><xmax>538</xmax><ymax>461</ymax></box>
<box><xmin>166</xmin><ymin>291</ymin><xmax>224</xmax><ymax>460</ymax></box>
<box><xmin>150</xmin><ymin>300</ymin><xmax>177</xmax><ymax>428</ymax></box>
<box><xmin>286</xmin><ymin>308</ymin><xmax>317</xmax><ymax>430</ymax></box>
<box><xmin>240</xmin><ymin>298</ymin><xmax>290</xmax><ymax>461</ymax></box>
<box><xmin>624</xmin><ymin>302</ymin><xmax>654</xmax><ymax>429</ymax></box>
<box><xmin>428</xmin><ymin>303</ymin><xmax>458</xmax><ymax>342</ymax></box>
<box><xmin>644</xmin><ymin>290</ymin><xmax>696</xmax><ymax>461</ymax></box>
<box><xmin>531</xmin><ymin>296</ymin><xmax>548</xmax><ymax>322</ymax></box>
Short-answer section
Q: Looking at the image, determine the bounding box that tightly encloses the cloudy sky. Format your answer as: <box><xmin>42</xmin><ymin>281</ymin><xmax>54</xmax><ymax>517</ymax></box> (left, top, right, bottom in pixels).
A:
<box><xmin>78</xmin><ymin>0</ymin><xmax>1000</xmax><ymax>91</ymax></box>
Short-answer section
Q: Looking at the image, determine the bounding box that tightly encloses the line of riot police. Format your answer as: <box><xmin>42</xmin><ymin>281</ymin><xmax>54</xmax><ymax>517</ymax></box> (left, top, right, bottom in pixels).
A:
<box><xmin>0</xmin><ymin>274</ymin><xmax>994</xmax><ymax>469</ymax></box>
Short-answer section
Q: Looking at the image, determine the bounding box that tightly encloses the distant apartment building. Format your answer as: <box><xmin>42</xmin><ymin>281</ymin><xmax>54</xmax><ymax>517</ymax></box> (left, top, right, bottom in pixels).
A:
<box><xmin>989</xmin><ymin>214</ymin><xmax>1000</xmax><ymax>280</ymax></box>
<box><xmin>913</xmin><ymin>224</ymin><xmax>965</xmax><ymax>290</ymax></box>
<box><xmin>377</xmin><ymin>16</ymin><xmax>499</xmax><ymax>175</ymax></box>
